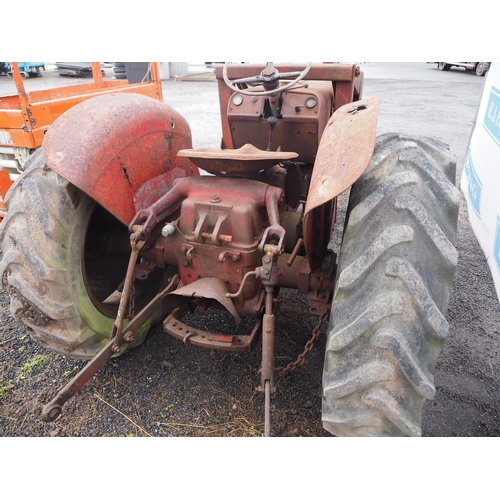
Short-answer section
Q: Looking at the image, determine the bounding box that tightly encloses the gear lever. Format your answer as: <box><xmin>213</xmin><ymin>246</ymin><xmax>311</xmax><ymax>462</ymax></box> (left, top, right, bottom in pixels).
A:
<box><xmin>267</xmin><ymin>115</ymin><xmax>278</xmax><ymax>151</ymax></box>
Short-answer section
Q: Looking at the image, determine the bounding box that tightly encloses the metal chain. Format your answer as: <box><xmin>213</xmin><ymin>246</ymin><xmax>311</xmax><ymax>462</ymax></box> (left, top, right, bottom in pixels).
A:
<box><xmin>275</xmin><ymin>310</ymin><xmax>329</xmax><ymax>374</ymax></box>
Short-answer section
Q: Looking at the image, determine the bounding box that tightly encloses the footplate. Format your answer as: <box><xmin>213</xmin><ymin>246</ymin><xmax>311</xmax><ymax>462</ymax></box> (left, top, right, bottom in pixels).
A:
<box><xmin>163</xmin><ymin>309</ymin><xmax>262</xmax><ymax>352</ymax></box>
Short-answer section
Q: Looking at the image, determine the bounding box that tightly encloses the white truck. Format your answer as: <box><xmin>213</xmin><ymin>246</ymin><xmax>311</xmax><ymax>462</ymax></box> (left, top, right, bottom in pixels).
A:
<box><xmin>437</xmin><ymin>62</ymin><xmax>490</xmax><ymax>76</ymax></box>
<box><xmin>461</xmin><ymin>62</ymin><xmax>500</xmax><ymax>302</ymax></box>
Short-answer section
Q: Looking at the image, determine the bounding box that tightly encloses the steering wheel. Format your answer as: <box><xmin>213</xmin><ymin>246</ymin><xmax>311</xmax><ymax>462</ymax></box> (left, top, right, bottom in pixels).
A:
<box><xmin>223</xmin><ymin>62</ymin><xmax>312</xmax><ymax>96</ymax></box>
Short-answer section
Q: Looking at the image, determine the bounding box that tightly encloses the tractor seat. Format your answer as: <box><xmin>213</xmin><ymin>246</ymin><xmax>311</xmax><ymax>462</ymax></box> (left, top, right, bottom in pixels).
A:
<box><xmin>177</xmin><ymin>143</ymin><xmax>298</xmax><ymax>177</ymax></box>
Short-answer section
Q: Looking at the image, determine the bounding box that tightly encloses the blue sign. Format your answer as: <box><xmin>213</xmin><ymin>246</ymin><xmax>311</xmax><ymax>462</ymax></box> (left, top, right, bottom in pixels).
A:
<box><xmin>466</xmin><ymin>150</ymin><xmax>483</xmax><ymax>218</ymax></box>
<box><xmin>464</xmin><ymin>147</ymin><xmax>473</xmax><ymax>178</ymax></box>
<box><xmin>495</xmin><ymin>216</ymin><xmax>500</xmax><ymax>276</ymax></box>
<box><xmin>483</xmin><ymin>85</ymin><xmax>500</xmax><ymax>147</ymax></box>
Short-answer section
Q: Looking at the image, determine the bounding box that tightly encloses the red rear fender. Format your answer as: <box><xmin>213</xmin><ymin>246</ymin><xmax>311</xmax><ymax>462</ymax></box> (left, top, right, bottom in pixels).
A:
<box><xmin>43</xmin><ymin>93</ymin><xmax>198</xmax><ymax>226</ymax></box>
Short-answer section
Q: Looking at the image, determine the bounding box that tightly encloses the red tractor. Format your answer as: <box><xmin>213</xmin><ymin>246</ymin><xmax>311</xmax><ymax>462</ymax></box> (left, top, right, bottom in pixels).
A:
<box><xmin>0</xmin><ymin>63</ymin><xmax>459</xmax><ymax>436</ymax></box>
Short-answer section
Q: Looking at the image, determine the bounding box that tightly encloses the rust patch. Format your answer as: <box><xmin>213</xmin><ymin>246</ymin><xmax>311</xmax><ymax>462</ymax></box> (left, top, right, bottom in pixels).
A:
<box><xmin>178</xmin><ymin>143</ymin><xmax>298</xmax><ymax>177</ymax></box>
<box><xmin>305</xmin><ymin>96</ymin><xmax>380</xmax><ymax>217</ymax></box>
<box><xmin>43</xmin><ymin>93</ymin><xmax>198</xmax><ymax>226</ymax></box>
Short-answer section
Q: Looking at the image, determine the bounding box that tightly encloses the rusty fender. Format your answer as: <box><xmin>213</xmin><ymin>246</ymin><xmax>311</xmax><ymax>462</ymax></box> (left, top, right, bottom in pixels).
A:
<box><xmin>303</xmin><ymin>96</ymin><xmax>380</xmax><ymax>271</ymax></box>
<box><xmin>43</xmin><ymin>93</ymin><xmax>199</xmax><ymax>226</ymax></box>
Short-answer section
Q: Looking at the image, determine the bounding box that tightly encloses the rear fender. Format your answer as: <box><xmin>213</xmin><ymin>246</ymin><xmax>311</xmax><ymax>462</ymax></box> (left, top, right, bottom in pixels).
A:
<box><xmin>43</xmin><ymin>93</ymin><xmax>198</xmax><ymax>226</ymax></box>
<box><xmin>303</xmin><ymin>96</ymin><xmax>380</xmax><ymax>271</ymax></box>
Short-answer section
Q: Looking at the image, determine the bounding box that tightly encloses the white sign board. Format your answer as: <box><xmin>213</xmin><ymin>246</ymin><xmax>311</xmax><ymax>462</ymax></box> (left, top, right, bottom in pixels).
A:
<box><xmin>461</xmin><ymin>62</ymin><xmax>500</xmax><ymax>302</ymax></box>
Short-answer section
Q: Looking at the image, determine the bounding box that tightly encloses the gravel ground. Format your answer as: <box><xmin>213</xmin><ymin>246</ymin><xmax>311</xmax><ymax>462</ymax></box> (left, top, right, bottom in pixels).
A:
<box><xmin>1</xmin><ymin>64</ymin><xmax>500</xmax><ymax>439</ymax></box>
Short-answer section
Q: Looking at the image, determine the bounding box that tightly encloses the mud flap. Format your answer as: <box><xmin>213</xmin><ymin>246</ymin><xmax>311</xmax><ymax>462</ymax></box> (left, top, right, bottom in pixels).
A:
<box><xmin>303</xmin><ymin>97</ymin><xmax>380</xmax><ymax>271</ymax></box>
<box><xmin>43</xmin><ymin>93</ymin><xmax>198</xmax><ymax>226</ymax></box>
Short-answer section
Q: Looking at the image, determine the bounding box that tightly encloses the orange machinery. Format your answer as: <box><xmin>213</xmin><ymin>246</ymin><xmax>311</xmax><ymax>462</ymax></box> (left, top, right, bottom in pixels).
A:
<box><xmin>0</xmin><ymin>63</ymin><xmax>163</xmax><ymax>172</ymax></box>
<box><xmin>0</xmin><ymin>169</ymin><xmax>10</xmax><ymax>220</ymax></box>
<box><xmin>0</xmin><ymin>62</ymin><xmax>163</xmax><ymax>221</ymax></box>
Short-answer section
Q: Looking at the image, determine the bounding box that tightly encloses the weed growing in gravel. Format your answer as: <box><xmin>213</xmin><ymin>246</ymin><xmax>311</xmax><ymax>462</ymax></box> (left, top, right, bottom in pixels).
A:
<box><xmin>21</xmin><ymin>355</ymin><xmax>46</xmax><ymax>374</ymax></box>
<box><xmin>0</xmin><ymin>382</ymin><xmax>12</xmax><ymax>396</ymax></box>
<box><xmin>248</xmin><ymin>425</ymin><xmax>259</xmax><ymax>437</ymax></box>
<box><xmin>14</xmin><ymin>355</ymin><xmax>47</xmax><ymax>383</ymax></box>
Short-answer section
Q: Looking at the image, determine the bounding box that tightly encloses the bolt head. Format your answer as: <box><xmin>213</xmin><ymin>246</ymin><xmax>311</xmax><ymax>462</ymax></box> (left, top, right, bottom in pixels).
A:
<box><xmin>124</xmin><ymin>332</ymin><xmax>136</xmax><ymax>343</ymax></box>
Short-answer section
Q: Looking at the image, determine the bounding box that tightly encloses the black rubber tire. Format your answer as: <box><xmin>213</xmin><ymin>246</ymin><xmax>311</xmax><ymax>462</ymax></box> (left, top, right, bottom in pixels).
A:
<box><xmin>113</xmin><ymin>62</ymin><xmax>127</xmax><ymax>80</ymax></box>
<box><xmin>0</xmin><ymin>149</ymin><xmax>169</xmax><ymax>359</ymax></box>
<box><xmin>322</xmin><ymin>133</ymin><xmax>460</xmax><ymax>436</ymax></box>
<box><xmin>438</xmin><ymin>62</ymin><xmax>451</xmax><ymax>71</ymax></box>
<box><xmin>475</xmin><ymin>63</ymin><xmax>487</xmax><ymax>76</ymax></box>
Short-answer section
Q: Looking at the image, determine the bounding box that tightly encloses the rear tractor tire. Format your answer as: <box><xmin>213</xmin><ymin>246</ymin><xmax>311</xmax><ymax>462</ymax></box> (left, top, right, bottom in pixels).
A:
<box><xmin>322</xmin><ymin>133</ymin><xmax>460</xmax><ymax>436</ymax></box>
<box><xmin>0</xmin><ymin>149</ymin><xmax>169</xmax><ymax>359</ymax></box>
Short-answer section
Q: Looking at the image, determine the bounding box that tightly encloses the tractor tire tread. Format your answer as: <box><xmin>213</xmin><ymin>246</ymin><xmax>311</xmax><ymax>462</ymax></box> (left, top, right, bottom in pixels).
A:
<box><xmin>1</xmin><ymin>150</ymin><xmax>116</xmax><ymax>358</ymax></box>
<box><xmin>322</xmin><ymin>133</ymin><xmax>459</xmax><ymax>437</ymax></box>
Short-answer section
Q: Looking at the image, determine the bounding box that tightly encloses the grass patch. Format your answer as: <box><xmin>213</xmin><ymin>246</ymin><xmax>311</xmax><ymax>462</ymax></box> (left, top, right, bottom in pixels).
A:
<box><xmin>21</xmin><ymin>355</ymin><xmax>46</xmax><ymax>375</ymax></box>
<box><xmin>0</xmin><ymin>383</ymin><xmax>13</xmax><ymax>397</ymax></box>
